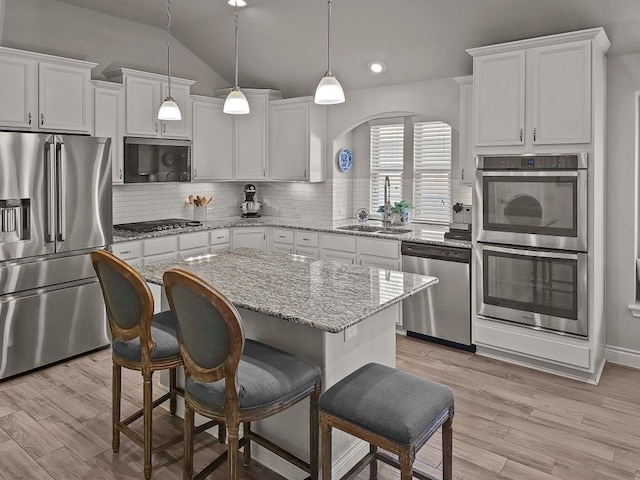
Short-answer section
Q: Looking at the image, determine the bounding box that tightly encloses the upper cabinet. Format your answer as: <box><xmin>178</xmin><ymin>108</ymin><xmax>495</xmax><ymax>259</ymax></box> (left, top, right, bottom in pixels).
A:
<box><xmin>454</xmin><ymin>76</ymin><xmax>473</xmax><ymax>184</ymax></box>
<box><xmin>269</xmin><ymin>97</ymin><xmax>326</xmax><ymax>182</ymax></box>
<box><xmin>0</xmin><ymin>47</ymin><xmax>95</xmax><ymax>133</ymax></box>
<box><xmin>215</xmin><ymin>88</ymin><xmax>283</xmax><ymax>181</ymax></box>
<box><xmin>105</xmin><ymin>68</ymin><xmax>194</xmax><ymax>139</ymax></box>
<box><xmin>468</xmin><ymin>28</ymin><xmax>610</xmax><ymax>150</ymax></box>
<box><xmin>93</xmin><ymin>81</ymin><xmax>124</xmax><ymax>184</ymax></box>
<box><xmin>191</xmin><ymin>95</ymin><xmax>233</xmax><ymax>181</ymax></box>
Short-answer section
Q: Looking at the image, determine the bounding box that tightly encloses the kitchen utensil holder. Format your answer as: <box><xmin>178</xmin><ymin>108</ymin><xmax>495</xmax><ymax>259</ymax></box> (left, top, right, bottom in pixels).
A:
<box><xmin>194</xmin><ymin>206</ymin><xmax>207</xmax><ymax>222</ymax></box>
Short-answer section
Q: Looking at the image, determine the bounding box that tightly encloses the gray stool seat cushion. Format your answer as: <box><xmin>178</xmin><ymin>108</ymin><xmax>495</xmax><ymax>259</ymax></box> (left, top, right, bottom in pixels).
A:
<box><xmin>112</xmin><ymin>310</ymin><xmax>180</xmax><ymax>362</ymax></box>
<box><xmin>319</xmin><ymin>363</ymin><xmax>453</xmax><ymax>446</ymax></box>
<box><xmin>186</xmin><ymin>339</ymin><xmax>321</xmax><ymax>410</ymax></box>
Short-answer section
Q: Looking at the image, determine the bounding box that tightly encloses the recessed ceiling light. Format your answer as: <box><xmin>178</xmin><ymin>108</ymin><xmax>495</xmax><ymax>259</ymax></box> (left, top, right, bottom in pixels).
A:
<box><xmin>368</xmin><ymin>61</ymin><xmax>386</xmax><ymax>73</ymax></box>
<box><xmin>228</xmin><ymin>0</ymin><xmax>247</xmax><ymax>6</ymax></box>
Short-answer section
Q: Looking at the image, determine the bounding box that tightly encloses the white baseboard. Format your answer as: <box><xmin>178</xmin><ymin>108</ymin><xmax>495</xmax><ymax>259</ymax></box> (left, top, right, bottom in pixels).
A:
<box><xmin>605</xmin><ymin>345</ymin><xmax>640</xmax><ymax>369</ymax></box>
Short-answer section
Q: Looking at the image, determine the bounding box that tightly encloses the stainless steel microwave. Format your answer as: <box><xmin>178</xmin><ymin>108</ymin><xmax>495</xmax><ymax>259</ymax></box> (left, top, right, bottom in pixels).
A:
<box><xmin>123</xmin><ymin>137</ymin><xmax>191</xmax><ymax>183</ymax></box>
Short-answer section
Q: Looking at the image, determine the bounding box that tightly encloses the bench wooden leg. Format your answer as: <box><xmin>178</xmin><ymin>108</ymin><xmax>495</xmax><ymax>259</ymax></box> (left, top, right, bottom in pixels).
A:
<box><xmin>143</xmin><ymin>370</ymin><xmax>153</xmax><ymax>480</ymax></box>
<box><xmin>112</xmin><ymin>364</ymin><xmax>121</xmax><ymax>454</ymax></box>
<box><xmin>399</xmin><ymin>448</ymin><xmax>413</xmax><ymax>480</ymax></box>
<box><xmin>169</xmin><ymin>367</ymin><xmax>177</xmax><ymax>415</ymax></box>
<box><xmin>369</xmin><ymin>444</ymin><xmax>377</xmax><ymax>480</ymax></box>
<box><xmin>184</xmin><ymin>405</ymin><xmax>194</xmax><ymax>480</ymax></box>
<box><xmin>442</xmin><ymin>416</ymin><xmax>453</xmax><ymax>480</ymax></box>
<box><xmin>310</xmin><ymin>384</ymin><xmax>320</xmax><ymax>480</ymax></box>
<box><xmin>243</xmin><ymin>422</ymin><xmax>251</xmax><ymax>466</ymax></box>
<box><xmin>321</xmin><ymin>415</ymin><xmax>332</xmax><ymax>480</ymax></box>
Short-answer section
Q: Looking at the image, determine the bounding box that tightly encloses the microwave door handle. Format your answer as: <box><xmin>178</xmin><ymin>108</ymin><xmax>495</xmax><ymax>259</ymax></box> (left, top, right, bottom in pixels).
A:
<box><xmin>45</xmin><ymin>141</ymin><xmax>55</xmax><ymax>243</ymax></box>
<box><xmin>56</xmin><ymin>142</ymin><xmax>66</xmax><ymax>242</ymax></box>
<box><xmin>485</xmin><ymin>244</ymin><xmax>577</xmax><ymax>260</ymax></box>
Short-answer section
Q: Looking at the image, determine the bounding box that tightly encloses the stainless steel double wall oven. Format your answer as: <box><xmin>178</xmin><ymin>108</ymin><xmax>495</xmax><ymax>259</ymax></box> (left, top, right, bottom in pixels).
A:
<box><xmin>475</xmin><ymin>153</ymin><xmax>588</xmax><ymax>336</ymax></box>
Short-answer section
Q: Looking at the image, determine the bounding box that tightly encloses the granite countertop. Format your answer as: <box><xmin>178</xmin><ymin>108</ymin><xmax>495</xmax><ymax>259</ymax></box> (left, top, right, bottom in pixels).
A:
<box><xmin>114</xmin><ymin>216</ymin><xmax>472</xmax><ymax>249</ymax></box>
<box><xmin>138</xmin><ymin>248</ymin><xmax>438</xmax><ymax>333</ymax></box>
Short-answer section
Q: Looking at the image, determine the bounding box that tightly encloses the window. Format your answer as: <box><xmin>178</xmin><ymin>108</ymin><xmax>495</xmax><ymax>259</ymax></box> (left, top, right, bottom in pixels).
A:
<box><xmin>413</xmin><ymin>121</ymin><xmax>452</xmax><ymax>224</ymax></box>
<box><xmin>370</xmin><ymin>122</ymin><xmax>404</xmax><ymax>214</ymax></box>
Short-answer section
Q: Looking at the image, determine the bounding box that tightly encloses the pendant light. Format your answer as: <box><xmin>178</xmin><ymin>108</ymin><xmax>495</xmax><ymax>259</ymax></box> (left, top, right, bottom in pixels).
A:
<box><xmin>158</xmin><ymin>0</ymin><xmax>182</xmax><ymax>120</ymax></box>
<box><xmin>314</xmin><ymin>0</ymin><xmax>345</xmax><ymax>105</ymax></box>
<box><xmin>224</xmin><ymin>3</ymin><xmax>250</xmax><ymax>114</ymax></box>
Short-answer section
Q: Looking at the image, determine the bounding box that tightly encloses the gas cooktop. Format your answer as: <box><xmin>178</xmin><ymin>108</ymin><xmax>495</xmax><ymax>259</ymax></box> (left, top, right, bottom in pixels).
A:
<box><xmin>115</xmin><ymin>218</ymin><xmax>201</xmax><ymax>233</ymax></box>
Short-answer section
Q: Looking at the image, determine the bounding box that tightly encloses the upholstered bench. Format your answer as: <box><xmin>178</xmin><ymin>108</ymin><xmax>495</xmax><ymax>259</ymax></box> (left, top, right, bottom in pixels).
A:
<box><xmin>319</xmin><ymin>363</ymin><xmax>454</xmax><ymax>480</ymax></box>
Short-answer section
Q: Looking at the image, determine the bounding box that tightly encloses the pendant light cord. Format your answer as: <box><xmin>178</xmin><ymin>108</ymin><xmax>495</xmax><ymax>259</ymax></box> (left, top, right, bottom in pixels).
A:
<box><xmin>326</xmin><ymin>0</ymin><xmax>332</xmax><ymax>75</ymax></box>
<box><xmin>166</xmin><ymin>0</ymin><xmax>172</xmax><ymax>98</ymax></box>
<box><xmin>234</xmin><ymin>4</ymin><xmax>240</xmax><ymax>90</ymax></box>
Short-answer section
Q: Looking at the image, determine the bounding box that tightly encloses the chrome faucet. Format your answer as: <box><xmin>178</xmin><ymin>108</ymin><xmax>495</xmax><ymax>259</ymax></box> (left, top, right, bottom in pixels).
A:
<box><xmin>382</xmin><ymin>175</ymin><xmax>392</xmax><ymax>227</ymax></box>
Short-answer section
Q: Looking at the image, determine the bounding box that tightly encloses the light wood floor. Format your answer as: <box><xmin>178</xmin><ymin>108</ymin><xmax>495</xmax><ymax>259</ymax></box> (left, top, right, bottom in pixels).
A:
<box><xmin>0</xmin><ymin>334</ymin><xmax>639</xmax><ymax>479</ymax></box>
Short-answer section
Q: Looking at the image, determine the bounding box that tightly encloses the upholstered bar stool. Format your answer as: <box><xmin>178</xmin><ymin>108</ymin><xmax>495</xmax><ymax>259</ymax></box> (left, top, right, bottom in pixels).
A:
<box><xmin>91</xmin><ymin>250</ymin><xmax>217</xmax><ymax>480</ymax></box>
<box><xmin>163</xmin><ymin>268</ymin><xmax>322</xmax><ymax>480</ymax></box>
<box><xmin>319</xmin><ymin>363</ymin><xmax>454</xmax><ymax>480</ymax></box>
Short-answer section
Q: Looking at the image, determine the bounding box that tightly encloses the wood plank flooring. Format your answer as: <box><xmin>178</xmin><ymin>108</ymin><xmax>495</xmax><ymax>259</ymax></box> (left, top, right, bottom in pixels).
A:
<box><xmin>0</xmin><ymin>334</ymin><xmax>639</xmax><ymax>479</ymax></box>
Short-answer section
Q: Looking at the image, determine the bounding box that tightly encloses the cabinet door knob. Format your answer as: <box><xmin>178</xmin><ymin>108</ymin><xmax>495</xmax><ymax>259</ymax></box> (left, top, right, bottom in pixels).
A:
<box><xmin>163</xmin><ymin>123</ymin><xmax>166</xmax><ymax>134</ymax></box>
<box><xmin>533</xmin><ymin>128</ymin><xmax>537</xmax><ymax>142</ymax></box>
<box><xmin>519</xmin><ymin>128</ymin><xmax>523</xmax><ymax>142</ymax></box>
<box><xmin>194</xmin><ymin>168</ymin><xmax>197</xmax><ymax>178</ymax></box>
<box><xmin>304</xmin><ymin>168</ymin><xmax>307</xmax><ymax>179</ymax></box>
<box><xmin>155</xmin><ymin>122</ymin><xmax>158</xmax><ymax>133</ymax></box>
<box><xmin>28</xmin><ymin>112</ymin><xmax>32</xmax><ymax>125</ymax></box>
<box><xmin>119</xmin><ymin>169</ymin><xmax>123</xmax><ymax>179</ymax></box>
<box><xmin>461</xmin><ymin>168</ymin><xmax>465</xmax><ymax>181</ymax></box>
<box><xmin>41</xmin><ymin>113</ymin><xmax>44</xmax><ymax>126</ymax></box>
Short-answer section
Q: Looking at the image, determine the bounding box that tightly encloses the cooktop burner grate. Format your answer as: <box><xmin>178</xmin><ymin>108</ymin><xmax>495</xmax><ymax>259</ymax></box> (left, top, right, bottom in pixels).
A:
<box><xmin>115</xmin><ymin>218</ymin><xmax>201</xmax><ymax>233</ymax></box>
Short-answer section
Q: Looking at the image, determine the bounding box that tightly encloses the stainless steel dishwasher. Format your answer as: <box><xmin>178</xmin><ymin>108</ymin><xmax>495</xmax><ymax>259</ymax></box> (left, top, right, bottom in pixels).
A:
<box><xmin>401</xmin><ymin>242</ymin><xmax>474</xmax><ymax>351</ymax></box>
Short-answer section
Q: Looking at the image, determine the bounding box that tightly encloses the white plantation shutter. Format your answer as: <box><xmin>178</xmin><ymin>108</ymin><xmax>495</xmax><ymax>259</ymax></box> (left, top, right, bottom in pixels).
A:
<box><xmin>370</xmin><ymin>122</ymin><xmax>404</xmax><ymax>214</ymax></box>
<box><xmin>413</xmin><ymin>121</ymin><xmax>452</xmax><ymax>224</ymax></box>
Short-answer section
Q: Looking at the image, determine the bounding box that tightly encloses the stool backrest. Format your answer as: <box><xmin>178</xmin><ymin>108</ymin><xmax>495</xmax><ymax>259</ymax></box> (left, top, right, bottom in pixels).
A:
<box><xmin>163</xmin><ymin>269</ymin><xmax>245</xmax><ymax>389</ymax></box>
<box><xmin>90</xmin><ymin>250</ymin><xmax>154</xmax><ymax>352</ymax></box>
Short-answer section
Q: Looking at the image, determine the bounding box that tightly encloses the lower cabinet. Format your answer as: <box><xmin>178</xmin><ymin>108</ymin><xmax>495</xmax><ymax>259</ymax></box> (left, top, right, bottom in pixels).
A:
<box><xmin>210</xmin><ymin>229</ymin><xmax>230</xmax><ymax>253</ymax></box>
<box><xmin>319</xmin><ymin>233</ymin><xmax>357</xmax><ymax>265</ymax></box>
<box><xmin>232</xmin><ymin>228</ymin><xmax>267</xmax><ymax>251</ymax></box>
<box><xmin>356</xmin><ymin>237</ymin><xmax>401</xmax><ymax>271</ymax></box>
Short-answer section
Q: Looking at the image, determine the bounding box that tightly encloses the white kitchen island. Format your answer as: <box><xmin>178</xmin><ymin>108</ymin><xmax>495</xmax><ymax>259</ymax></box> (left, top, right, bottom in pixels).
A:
<box><xmin>138</xmin><ymin>248</ymin><xmax>438</xmax><ymax>479</ymax></box>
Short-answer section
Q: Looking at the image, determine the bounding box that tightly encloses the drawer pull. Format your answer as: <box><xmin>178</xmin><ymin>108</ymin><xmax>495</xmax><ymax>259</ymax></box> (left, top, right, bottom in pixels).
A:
<box><xmin>279</xmin><ymin>235</ymin><xmax>286</xmax><ymax>238</ymax></box>
<box><xmin>216</xmin><ymin>236</ymin><xmax>225</xmax><ymax>239</ymax></box>
<box><xmin>120</xmin><ymin>250</ymin><xmax>132</xmax><ymax>255</ymax></box>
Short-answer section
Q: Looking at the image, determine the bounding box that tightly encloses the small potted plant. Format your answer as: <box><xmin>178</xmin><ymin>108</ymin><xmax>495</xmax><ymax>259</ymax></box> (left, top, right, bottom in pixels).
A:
<box><xmin>377</xmin><ymin>200</ymin><xmax>414</xmax><ymax>224</ymax></box>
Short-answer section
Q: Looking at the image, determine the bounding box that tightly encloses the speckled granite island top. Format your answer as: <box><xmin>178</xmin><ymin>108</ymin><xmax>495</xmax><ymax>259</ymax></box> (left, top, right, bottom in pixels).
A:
<box><xmin>138</xmin><ymin>248</ymin><xmax>438</xmax><ymax>333</ymax></box>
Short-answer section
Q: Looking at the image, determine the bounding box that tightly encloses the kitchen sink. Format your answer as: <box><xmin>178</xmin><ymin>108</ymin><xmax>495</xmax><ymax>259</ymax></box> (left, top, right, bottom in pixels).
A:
<box><xmin>337</xmin><ymin>225</ymin><xmax>411</xmax><ymax>234</ymax></box>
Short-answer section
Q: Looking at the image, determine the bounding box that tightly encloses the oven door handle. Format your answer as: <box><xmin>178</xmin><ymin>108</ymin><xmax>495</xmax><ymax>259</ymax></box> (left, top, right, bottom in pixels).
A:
<box><xmin>483</xmin><ymin>244</ymin><xmax>579</xmax><ymax>260</ymax></box>
<box><xmin>480</xmin><ymin>171</ymin><xmax>578</xmax><ymax>178</ymax></box>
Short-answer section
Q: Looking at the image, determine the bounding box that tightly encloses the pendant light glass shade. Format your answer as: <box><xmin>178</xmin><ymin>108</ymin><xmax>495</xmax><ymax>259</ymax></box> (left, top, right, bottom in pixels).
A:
<box><xmin>225</xmin><ymin>4</ymin><xmax>250</xmax><ymax>115</ymax></box>
<box><xmin>158</xmin><ymin>97</ymin><xmax>182</xmax><ymax>120</ymax></box>
<box><xmin>223</xmin><ymin>88</ymin><xmax>250</xmax><ymax>114</ymax></box>
<box><xmin>315</xmin><ymin>0</ymin><xmax>345</xmax><ymax>105</ymax></box>
<box><xmin>314</xmin><ymin>74</ymin><xmax>345</xmax><ymax>105</ymax></box>
<box><xmin>158</xmin><ymin>0</ymin><xmax>182</xmax><ymax>120</ymax></box>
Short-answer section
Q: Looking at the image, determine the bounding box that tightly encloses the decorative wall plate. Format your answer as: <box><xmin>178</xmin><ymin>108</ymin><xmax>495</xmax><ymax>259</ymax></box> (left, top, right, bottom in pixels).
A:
<box><xmin>356</xmin><ymin>208</ymin><xmax>369</xmax><ymax>222</ymax></box>
<box><xmin>338</xmin><ymin>148</ymin><xmax>353</xmax><ymax>172</ymax></box>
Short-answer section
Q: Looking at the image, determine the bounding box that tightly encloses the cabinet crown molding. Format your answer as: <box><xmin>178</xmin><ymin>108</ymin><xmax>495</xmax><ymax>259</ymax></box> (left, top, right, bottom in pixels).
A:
<box><xmin>104</xmin><ymin>67</ymin><xmax>195</xmax><ymax>86</ymax></box>
<box><xmin>91</xmin><ymin>80</ymin><xmax>123</xmax><ymax>91</ymax></box>
<box><xmin>0</xmin><ymin>46</ymin><xmax>97</xmax><ymax>69</ymax></box>
<box><xmin>214</xmin><ymin>87</ymin><xmax>283</xmax><ymax>101</ymax></box>
<box><xmin>454</xmin><ymin>75</ymin><xmax>473</xmax><ymax>85</ymax></box>
<box><xmin>466</xmin><ymin>27</ymin><xmax>610</xmax><ymax>57</ymax></box>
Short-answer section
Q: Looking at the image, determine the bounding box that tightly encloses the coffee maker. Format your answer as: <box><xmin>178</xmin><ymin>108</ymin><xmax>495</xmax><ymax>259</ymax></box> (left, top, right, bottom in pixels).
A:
<box><xmin>241</xmin><ymin>184</ymin><xmax>262</xmax><ymax>218</ymax></box>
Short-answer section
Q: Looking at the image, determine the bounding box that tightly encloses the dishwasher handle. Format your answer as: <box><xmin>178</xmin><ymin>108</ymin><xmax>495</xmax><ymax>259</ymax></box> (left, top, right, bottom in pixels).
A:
<box><xmin>401</xmin><ymin>242</ymin><xmax>471</xmax><ymax>263</ymax></box>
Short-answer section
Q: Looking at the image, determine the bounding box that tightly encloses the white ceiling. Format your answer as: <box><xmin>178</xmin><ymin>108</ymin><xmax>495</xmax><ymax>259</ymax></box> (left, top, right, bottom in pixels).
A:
<box><xmin>56</xmin><ymin>0</ymin><xmax>640</xmax><ymax>97</ymax></box>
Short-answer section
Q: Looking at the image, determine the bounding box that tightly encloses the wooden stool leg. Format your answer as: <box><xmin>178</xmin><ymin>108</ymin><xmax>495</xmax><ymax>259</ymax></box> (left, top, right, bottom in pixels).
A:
<box><xmin>183</xmin><ymin>405</ymin><xmax>195</xmax><ymax>480</ymax></box>
<box><xmin>242</xmin><ymin>422</ymin><xmax>251</xmax><ymax>466</ymax></box>
<box><xmin>369</xmin><ymin>444</ymin><xmax>377</xmax><ymax>480</ymax></box>
<box><xmin>169</xmin><ymin>367</ymin><xmax>177</xmax><ymax>415</ymax></box>
<box><xmin>320</xmin><ymin>414</ymin><xmax>332</xmax><ymax>480</ymax></box>
<box><xmin>309</xmin><ymin>384</ymin><xmax>320</xmax><ymax>480</ymax></box>
<box><xmin>143</xmin><ymin>370</ymin><xmax>153</xmax><ymax>480</ymax></box>
<box><xmin>399</xmin><ymin>448</ymin><xmax>413</xmax><ymax>480</ymax></box>
<box><xmin>112</xmin><ymin>363</ymin><xmax>121</xmax><ymax>454</ymax></box>
<box><xmin>228</xmin><ymin>422</ymin><xmax>240</xmax><ymax>480</ymax></box>
<box><xmin>218</xmin><ymin>422</ymin><xmax>227</xmax><ymax>444</ymax></box>
<box><xmin>442</xmin><ymin>416</ymin><xmax>453</xmax><ymax>480</ymax></box>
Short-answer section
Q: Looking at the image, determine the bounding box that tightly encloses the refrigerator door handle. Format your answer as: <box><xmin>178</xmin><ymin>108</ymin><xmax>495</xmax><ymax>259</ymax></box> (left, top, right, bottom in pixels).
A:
<box><xmin>45</xmin><ymin>141</ymin><xmax>56</xmax><ymax>243</ymax></box>
<box><xmin>56</xmin><ymin>141</ymin><xmax>66</xmax><ymax>242</ymax></box>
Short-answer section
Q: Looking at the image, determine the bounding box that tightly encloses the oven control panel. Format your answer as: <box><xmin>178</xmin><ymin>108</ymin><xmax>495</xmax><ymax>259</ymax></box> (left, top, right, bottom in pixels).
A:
<box><xmin>477</xmin><ymin>154</ymin><xmax>586</xmax><ymax>170</ymax></box>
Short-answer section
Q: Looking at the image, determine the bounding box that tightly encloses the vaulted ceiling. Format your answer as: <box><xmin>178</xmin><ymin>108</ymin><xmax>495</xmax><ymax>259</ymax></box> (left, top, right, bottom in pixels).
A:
<box><xmin>56</xmin><ymin>0</ymin><xmax>640</xmax><ymax>97</ymax></box>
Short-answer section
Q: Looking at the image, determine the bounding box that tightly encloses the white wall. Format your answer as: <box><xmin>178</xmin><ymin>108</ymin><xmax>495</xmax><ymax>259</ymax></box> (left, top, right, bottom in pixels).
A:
<box><xmin>605</xmin><ymin>52</ymin><xmax>640</xmax><ymax>362</ymax></box>
<box><xmin>1</xmin><ymin>0</ymin><xmax>228</xmax><ymax>95</ymax></box>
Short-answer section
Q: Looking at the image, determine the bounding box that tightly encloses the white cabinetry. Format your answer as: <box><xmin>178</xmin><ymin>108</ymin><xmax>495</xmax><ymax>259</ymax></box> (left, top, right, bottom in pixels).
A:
<box><xmin>270</xmin><ymin>229</ymin><xmax>294</xmax><ymax>254</ymax></box>
<box><xmin>232</xmin><ymin>228</ymin><xmax>267</xmax><ymax>251</ymax></box>
<box><xmin>178</xmin><ymin>231</ymin><xmax>210</xmax><ymax>258</ymax></box>
<box><xmin>93</xmin><ymin>81</ymin><xmax>124</xmax><ymax>184</ymax></box>
<box><xmin>106</xmin><ymin>68</ymin><xmax>194</xmax><ymax>139</ymax></box>
<box><xmin>469</xmin><ymin>29</ymin><xmax>609</xmax><ymax>150</ymax></box>
<box><xmin>294</xmin><ymin>231</ymin><xmax>319</xmax><ymax>259</ymax></box>
<box><xmin>215</xmin><ymin>89</ymin><xmax>283</xmax><ymax>181</ymax></box>
<box><xmin>320</xmin><ymin>234</ymin><xmax>357</xmax><ymax>265</ymax></box>
<box><xmin>191</xmin><ymin>96</ymin><xmax>233</xmax><ymax>181</ymax></box>
<box><xmin>210</xmin><ymin>229</ymin><xmax>231</xmax><ymax>253</ymax></box>
<box><xmin>0</xmin><ymin>47</ymin><xmax>95</xmax><ymax>133</ymax></box>
<box><xmin>112</xmin><ymin>241</ymin><xmax>142</xmax><ymax>267</ymax></box>
<box><xmin>357</xmin><ymin>237</ymin><xmax>401</xmax><ymax>271</ymax></box>
<box><xmin>269</xmin><ymin>97</ymin><xmax>326</xmax><ymax>182</ymax></box>
<box><xmin>454</xmin><ymin>76</ymin><xmax>474</xmax><ymax>185</ymax></box>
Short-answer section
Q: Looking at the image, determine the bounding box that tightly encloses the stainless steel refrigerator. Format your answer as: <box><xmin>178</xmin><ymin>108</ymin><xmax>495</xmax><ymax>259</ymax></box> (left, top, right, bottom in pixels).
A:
<box><xmin>0</xmin><ymin>132</ymin><xmax>112</xmax><ymax>379</ymax></box>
